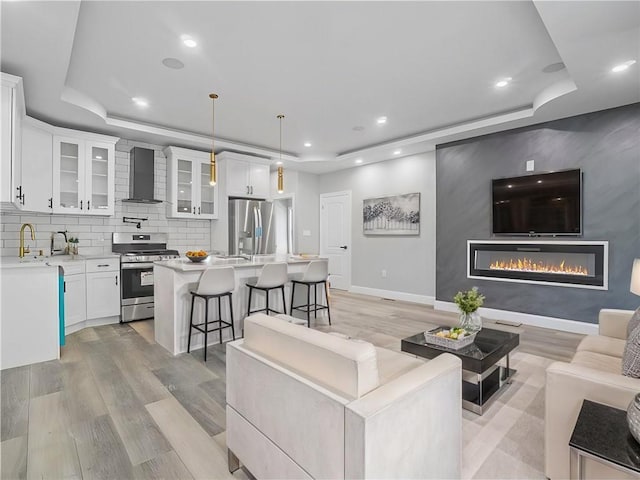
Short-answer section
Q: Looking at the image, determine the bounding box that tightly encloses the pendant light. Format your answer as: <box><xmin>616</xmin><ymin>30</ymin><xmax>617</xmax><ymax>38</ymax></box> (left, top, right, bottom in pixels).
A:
<box><xmin>209</xmin><ymin>93</ymin><xmax>218</xmax><ymax>186</ymax></box>
<box><xmin>277</xmin><ymin>114</ymin><xmax>285</xmax><ymax>194</ymax></box>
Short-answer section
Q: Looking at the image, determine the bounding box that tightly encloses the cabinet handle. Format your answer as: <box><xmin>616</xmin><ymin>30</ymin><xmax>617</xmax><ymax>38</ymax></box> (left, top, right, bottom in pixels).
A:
<box><xmin>16</xmin><ymin>186</ymin><xmax>24</xmax><ymax>205</ymax></box>
<box><xmin>48</xmin><ymin>198</ymin><xmax>53</xmax><ymax>209</ymax></box>
<box><xmin>193</xmin><ymin>207</ymin><xmax>196</xmax><ymax>214</ymax></box>
<box><xmin>80</xmin><ymin>200</ymin><xmax>83</xmax><ymax>210</ymax></box>
<box><xmin>198</xmin><ymin>206</ymin><xmax>201</xmax><ymax>215</ymax></box>
<box><xmin>87</xmin><ymin>200</ymin><xmax>90</xmax><ymax>210</ymax></box>
<box><xmin>97</xmin><ymin>264</ymin><xmax>109</xmax><ymax>267</ymax></box>
<box><xmin>63</xmin><ymin>281</ymin><xmax>66</xmax><ymax>293</ymax></box>
<box><xmin>251</xmin><ymin>186</ymin><xmax>253</xmax><ymax>195</ymax></box>
<box><xmin>115</xmin><ymin>275</ymin><xmax>118</xmax><ymax>286</ymax></box>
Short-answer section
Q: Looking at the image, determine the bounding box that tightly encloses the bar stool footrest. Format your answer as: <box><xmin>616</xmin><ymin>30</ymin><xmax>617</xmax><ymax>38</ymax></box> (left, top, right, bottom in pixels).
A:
<box><xmin>192</xmin><ymin>320</ymin><xmax>234</xmax><ymax>335</ymax></box>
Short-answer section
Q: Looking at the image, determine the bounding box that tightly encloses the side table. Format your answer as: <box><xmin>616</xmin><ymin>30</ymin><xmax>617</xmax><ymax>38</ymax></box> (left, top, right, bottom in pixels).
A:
<box><xmin>569</xmin><ymin>399</ymin><xmax>640</xmax><ymax>479</ymax></box>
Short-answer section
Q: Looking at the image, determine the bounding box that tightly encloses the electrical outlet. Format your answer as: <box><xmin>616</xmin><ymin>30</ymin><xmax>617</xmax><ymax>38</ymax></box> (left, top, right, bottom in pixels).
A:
<box><xmin>526</xmin><ymin>159</ymin><xmax>535</xmax><ymax>171</ymax></box>
<box><xmin>381</xmin><ymin>269</ymin><xmax>387</xmax><ymax>278</ymax></box>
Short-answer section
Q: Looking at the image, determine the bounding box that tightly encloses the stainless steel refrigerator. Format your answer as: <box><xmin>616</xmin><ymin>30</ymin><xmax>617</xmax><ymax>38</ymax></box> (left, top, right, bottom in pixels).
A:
<box><xmin>229</xmin><ymin>199</ymin><xmax>276</xmax><ymax>256</ymax></box>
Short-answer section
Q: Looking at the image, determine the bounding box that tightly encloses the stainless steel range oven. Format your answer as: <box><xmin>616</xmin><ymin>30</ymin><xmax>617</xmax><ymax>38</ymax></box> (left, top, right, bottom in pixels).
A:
<box><xmin>112</xmin><ymin>233</ymin><xmax>179</xmax><ymax>322</ymax></box>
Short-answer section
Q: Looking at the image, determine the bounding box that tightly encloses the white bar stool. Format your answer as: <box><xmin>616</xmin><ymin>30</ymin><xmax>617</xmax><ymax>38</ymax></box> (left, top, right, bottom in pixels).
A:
<box><xmin>246</xmin><ymin>262</ymin><xmax>288</xmax><ymax>316</ymax></box>
<box><xmin>187</xmin><ymin>266</ymin><xmax>236</xmax><ymax>361</ymax></box>
<box><xmin>290</xmin><ymin>260</ymin><xmax>331</xmax><ymax>327</ymax></box>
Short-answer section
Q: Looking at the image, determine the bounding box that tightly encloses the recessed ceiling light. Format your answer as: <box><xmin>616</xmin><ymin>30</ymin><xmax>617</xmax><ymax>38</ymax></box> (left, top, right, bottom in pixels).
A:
<box><xmin>393</xmin><ymin>149</ymin><xmax>402</xmax><ymax>155</ymax></box>
<box><xmin>132</xmin><ymin>97</ymin><xmax>149</xmax><ymax>108</ymax></box>
<box><xmin>276</xmin><ymin>161</ymin><xmax>283</xmax><ymax>165</ymax></box>
<box><xmin>611</xmin><ymin>60</ymin><xmax>636</xmax><ymax>73</ymax></box>
<box><xmin>542</xmin><ymin>62</ymin><xmax>566</xmax><ymax>73</ymax></box>
<box><xmin>304</xmin><ymin>142</ymin><xmax>312</xmax><ymax>147</ymax></box>
<box><xmin>507</xmin><ymin>184</ymin><xmax>513</xmax><ymax>188</ymax></box>
<box><xmin>355</xmin><ymin>158</ymin><xmax>363</xmax><ymax>164</ymax></box>
<box><xmin>537</xmin><ymin>180</ymin><xmax>543</xmax><ymax>184</ymax></box>
<box><xmin>181</xmin><ymin>35</ymin><xmax>197</xmax><ymax>48</ymax></box>
<box><xmin>495</xmin><ymin>77</ymin><xmax>512</xmax><ymax>88</ymax></box>
<box><xmin>162</xmin><ymin>57</ymin><xmax>185</xmax><ymax>70</ymax></box>
<box><xmin>376</xmin><ymin>116</ymin><xmax>387</xmax><ymax>125</ymax></box>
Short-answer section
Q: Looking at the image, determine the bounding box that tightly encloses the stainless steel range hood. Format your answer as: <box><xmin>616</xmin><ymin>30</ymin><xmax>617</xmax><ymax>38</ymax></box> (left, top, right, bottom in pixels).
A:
<box><xmin>123</xmin><ymin>147</ymin><xmax>162</xmax><ymax>204</ymax></box>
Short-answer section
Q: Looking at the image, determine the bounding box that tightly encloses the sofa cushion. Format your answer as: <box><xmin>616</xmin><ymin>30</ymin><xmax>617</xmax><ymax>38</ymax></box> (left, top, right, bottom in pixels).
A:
<box><xmin>243</xmin><ymin>314</ymin><xmax>380</xmax><ymax>399</ymax></box>
<box><xmin>623</xmin><ymin>323</ymin><xmax>640</xmax><ymax>378</ymax></box>
<box><xmin>627</xmin><ymin>306</ymin><xmax>640</xmax><ymax>338</ymax></box>
<box><xmin>374</xmin><ymin>347</ymin><xmax>424</xmax><ymax>386</ymax></box>
<box><xmin>572</xmin><ymin>351</ymin><xmax>623</xmax><ymax>374</ymax></box>
<box><xmin>577</xmin><ymin>335</ymin><xmax>626</xmax><ymax>359</ymax></box>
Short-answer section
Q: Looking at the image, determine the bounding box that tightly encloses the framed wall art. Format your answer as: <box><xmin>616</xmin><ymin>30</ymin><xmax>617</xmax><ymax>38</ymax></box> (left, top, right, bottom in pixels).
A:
<box><xmin>363</xmin><ymin>192</ymin><xmax>420</xmax><ymax>235</ymax></box>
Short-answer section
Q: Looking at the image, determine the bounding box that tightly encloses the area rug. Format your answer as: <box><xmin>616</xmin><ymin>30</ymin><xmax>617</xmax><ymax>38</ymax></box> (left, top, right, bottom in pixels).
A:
<box><xmin>462</xmin><ymin>351</ymin><xmax>551</xmax><ymax>480</ymax></box>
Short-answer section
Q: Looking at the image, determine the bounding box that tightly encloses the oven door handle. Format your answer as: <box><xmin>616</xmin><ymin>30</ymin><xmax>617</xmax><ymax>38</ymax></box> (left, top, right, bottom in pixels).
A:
<box><xmin>121</xmin><ymin>263</ymin><xmax>155</xmax><ymax>269</ymax></box>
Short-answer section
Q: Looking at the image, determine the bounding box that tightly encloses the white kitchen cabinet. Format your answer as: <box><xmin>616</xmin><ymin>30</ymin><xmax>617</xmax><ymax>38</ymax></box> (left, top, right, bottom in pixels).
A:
<box><xmin>52</xmin><ymin>134</ymin><xmax>116</xmax><ymax>215</ymax></box>
<box><xmin>64</xmin><ymin>272</ymin><xmax>87</xmax><ymax>327</ymax></box>
<box><xmin>86</xmin><ymin>267</ymin><xmax>120</xmax><ymax>320</ymax></box>
<box><xmin>1</xmin><ymin>263</ymin><xmax>59</xmax><ymax>370</ymax></box>
<box><xmin>1</xmin><ymin>72</ymin><xmax>24</xmax><ymax>205</ymax></box>
<box><xmin>164</xmin><ymin>146</ymin><xmax>218</xmax><ymax>219</ymax></box>
<box><xmin>19</xmin><ymin>118</ymin><xmax>53</xmax><ymax>212</ymax></box>
<box><xmin>220</xmin><ymin>151</ymin><xmax>271</xmax><ymax>199</ymax></box>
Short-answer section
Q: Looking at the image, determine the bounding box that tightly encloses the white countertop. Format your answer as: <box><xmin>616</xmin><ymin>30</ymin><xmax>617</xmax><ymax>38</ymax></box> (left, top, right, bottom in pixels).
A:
<box><xmin>155</xmin><ymin>255</ymin><xmax>323</xmax><ymax>272</ymax></box>
<box><xmin>0</xmin><ymin>253</ymin><xmax>120</xmax><ymax>269</ymax></box>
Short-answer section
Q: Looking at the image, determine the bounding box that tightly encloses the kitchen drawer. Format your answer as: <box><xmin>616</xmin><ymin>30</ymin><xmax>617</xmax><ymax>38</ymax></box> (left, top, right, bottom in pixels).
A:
<box><xmin>86</xmin><ymin>258</ymin><xmax>119</xmax><ymax>273</ymax></box>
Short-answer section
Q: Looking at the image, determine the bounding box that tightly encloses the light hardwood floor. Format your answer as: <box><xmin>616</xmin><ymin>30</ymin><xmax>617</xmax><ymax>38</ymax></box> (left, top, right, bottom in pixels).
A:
<box><xmin>0</xmin><ymin>290</ymin><xmax>583</xmax><ymax>479</ymax></box>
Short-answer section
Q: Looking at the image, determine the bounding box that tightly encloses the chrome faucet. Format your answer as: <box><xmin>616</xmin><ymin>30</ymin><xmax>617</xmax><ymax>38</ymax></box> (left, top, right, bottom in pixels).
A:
<box><xmin>19</xmin><ymin>223</ymin><xmax>35</xmax><ymax>258</ymax></box>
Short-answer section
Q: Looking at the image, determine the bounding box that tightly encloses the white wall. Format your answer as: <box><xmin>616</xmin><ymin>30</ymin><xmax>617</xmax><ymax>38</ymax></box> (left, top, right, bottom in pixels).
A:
<box><xmin>271</xmin><ymin>170</ymin><xmax>320</xmax><ymax>254</ymax></box>
<box><xmin>0</xmin><ymin>139</ymin><xmax>212</xmax><ymax>257</ymax></box>
<box><xmin>318</xmin><ymin>152</ymin><xmax>436</xmax><ymax>299</ymax></box>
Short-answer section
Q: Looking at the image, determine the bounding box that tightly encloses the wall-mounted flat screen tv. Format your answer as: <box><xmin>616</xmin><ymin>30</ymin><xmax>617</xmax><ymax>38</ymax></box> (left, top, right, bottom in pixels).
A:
<box><xmin>492</xmin><ymin>169</ymin><xmax>582</xmax><ymax>236</ymax></box>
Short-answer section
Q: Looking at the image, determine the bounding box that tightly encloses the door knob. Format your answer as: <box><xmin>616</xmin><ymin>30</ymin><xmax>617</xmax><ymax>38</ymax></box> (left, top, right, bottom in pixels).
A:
<box><xmin>339</xmin><ymin>245</ymin><xmax>348</xmax><ymax>250</ymax></box>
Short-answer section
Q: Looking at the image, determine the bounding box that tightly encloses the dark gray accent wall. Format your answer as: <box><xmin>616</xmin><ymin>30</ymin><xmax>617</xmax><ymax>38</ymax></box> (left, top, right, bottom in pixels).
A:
<box><xmin>436</xmin><ymin>104</ymin><xmax>640</xmax><ymax>324</ymax></box>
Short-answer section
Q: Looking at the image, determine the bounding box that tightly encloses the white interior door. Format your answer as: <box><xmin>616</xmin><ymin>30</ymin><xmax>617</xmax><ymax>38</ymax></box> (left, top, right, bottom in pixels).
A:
<box><xmin>320</xmin><ymin>191</ymin><xmax>351</xmax><ymax>290</ymax></box>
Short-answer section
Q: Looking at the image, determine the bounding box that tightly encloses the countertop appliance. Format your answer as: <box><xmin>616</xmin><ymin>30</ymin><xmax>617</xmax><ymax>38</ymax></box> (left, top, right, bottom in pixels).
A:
<box><xmin>112</xmin><ymin>233</ymin><xmax>179</xmax><ymax>322</ymax></box>
<box><xmin>229</xmin><ymin>199</ymin><xmax>276</xmax><ymax>256</ymax></box>
<box><xmin>50</xmin><ymin>231</ymin><xmax>68</xmax><ymax>255</ymax></box>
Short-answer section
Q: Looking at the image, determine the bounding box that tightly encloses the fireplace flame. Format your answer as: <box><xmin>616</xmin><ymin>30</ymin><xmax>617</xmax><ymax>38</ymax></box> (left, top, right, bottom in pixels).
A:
<box><xmin>489</xmin><ymin>257</ymin><xmax>589</xmax><ymax>276</ymax></box>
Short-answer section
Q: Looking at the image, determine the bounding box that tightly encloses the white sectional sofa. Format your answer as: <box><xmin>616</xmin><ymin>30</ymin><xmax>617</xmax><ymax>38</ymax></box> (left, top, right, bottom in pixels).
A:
<box><xmin>226</xmin><ymin>313</ymin><xmax>462</xmax><ymax>479</ymax></box>
<box><xmin>545</xmin><ymin>308</ymin><xmax>639</xmax><ymax>480</ymax></box>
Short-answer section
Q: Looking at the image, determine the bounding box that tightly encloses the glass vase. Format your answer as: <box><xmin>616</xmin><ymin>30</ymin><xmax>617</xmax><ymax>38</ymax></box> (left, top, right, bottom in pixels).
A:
<box><xmin>627</xmin><ymin>393</ymin><xmax>640</xmax><ymax>444</ymax></box>
<box><xmin>460</xmin><ymin>310</ymin><xmax>482</xmax><ymax>333</ymax></box>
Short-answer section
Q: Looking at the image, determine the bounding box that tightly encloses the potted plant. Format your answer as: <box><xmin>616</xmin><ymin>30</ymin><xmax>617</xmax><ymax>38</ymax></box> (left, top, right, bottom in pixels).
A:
<box><xmin>453</xmin><ymin>286</ymin><xmax>485</xmax><ymax>333</ymax></box>
<box><xmin>68</xmin><ymin>236</ymin><xmax>79</xmax><ymax>256</ymax></box>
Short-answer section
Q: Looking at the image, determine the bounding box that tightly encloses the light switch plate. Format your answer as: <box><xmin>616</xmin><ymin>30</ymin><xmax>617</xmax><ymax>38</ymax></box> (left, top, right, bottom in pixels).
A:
<box><xmin>526</xmin><ymin>160</ymin><xmax>535</xmax><ymax>171</ymax></box>
<box><xmin>303</xmin><ymin>230</ymin><xmax>311</xmax><ymax>237</ymax></box>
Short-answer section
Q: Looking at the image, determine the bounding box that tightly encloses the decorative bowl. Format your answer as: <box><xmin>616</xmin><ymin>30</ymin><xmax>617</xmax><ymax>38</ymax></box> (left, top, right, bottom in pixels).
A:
<box><xmin>185</xmin><ymin>251</ymin><xmax>209</xmax><ymax>263</ymax></box>
<box><xmin>423</xmin><ymin>326</ymin><xmax>477</xmax><ymax>350</ymax></box>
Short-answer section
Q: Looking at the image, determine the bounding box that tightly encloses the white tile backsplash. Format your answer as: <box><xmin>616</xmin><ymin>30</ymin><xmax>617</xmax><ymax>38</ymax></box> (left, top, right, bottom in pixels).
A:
<box><xmin>1</xmin><ymin>139</ymin><xmax>213</xmax><ymax>257</ymax></box>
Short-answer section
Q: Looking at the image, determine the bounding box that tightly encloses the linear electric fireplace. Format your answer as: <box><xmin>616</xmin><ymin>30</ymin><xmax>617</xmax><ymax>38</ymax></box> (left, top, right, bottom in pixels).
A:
<box><xmin>468</xmin><ymin>240</ymin><xmax>608</xmax><ymax>290</ymax></box>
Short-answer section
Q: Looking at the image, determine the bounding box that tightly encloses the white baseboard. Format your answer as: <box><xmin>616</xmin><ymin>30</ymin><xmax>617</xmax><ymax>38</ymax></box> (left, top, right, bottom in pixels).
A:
<box><xmin>65</xmin><ymin>316</ymin><xmax>120</xmax><ymax>336</ymax></box>
<box><xmin>433</xmin><ymin>300</ymin><xmax>598</xmax><ymax>335</ymax></box>
<box><xmin>349</xmin><ymin>285</ymin><xmax>435</xmax><ymax>305</ymax></box>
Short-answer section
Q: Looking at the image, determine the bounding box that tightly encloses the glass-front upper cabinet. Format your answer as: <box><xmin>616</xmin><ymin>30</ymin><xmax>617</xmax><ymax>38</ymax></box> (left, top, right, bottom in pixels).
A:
<box><xmin>53</xmin><ymin>137</ymin><xmax>84</xmax><ymax>213</ymax></box>
<box><xmin>53</xmin><ymin>136</ymin><xmax>115</xmax><ymax>215</ymax></box>
<box><xmin>200</xmin><ymin>162</ymin><xmax>216</xmax><ymax>216</ymax></box>
<box><xmin>164</xmin><ymin>146</ymin><xmax>218</xmax><ymax>219</ymax></box>
<box><xmin>86</xmin><ymin>143</ymin><xmax>114</xmax><ymax>214</ymax></box>
<box><xmin>177</xmin><ymin>159</ymin><xmax>193</xmax><ymax>215</ymax></box>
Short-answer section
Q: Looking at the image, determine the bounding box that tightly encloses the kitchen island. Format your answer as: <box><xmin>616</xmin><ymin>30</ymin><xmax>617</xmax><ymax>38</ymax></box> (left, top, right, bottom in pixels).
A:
<box><xmin>153</xmin><ymin>255</ymin><xmax>324</xmax><ymax>355</ymax></box>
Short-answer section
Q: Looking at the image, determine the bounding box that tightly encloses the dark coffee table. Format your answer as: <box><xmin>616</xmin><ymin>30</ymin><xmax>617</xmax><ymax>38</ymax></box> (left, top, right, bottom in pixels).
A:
<box><xmin>401</xmin><ymin>327</ymin><xmax>519</xmax><ymax>414</ymax></box>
